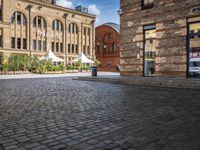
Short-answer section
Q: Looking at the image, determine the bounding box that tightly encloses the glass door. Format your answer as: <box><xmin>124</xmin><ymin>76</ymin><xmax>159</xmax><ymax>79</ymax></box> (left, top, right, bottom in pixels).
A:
<box><xmin>188</xmin><ymin>22</ymin><xmax>200</xmax><ymax>78</ymax></box>
<box><xmin>144</xmin><ymin>25</ymin><xmax>156</xmax><ymax>76</ymax></box>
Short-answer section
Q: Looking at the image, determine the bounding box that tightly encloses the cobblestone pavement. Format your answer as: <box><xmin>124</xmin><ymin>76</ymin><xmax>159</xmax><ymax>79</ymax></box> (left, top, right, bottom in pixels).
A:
<box><xmin>0</xmin><ymin>78</ymin><xmax>200</xmax><ymax>150</ymax></box>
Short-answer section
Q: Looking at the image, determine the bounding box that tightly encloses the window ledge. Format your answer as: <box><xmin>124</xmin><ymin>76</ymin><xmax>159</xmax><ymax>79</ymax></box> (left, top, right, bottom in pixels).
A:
<box><xmin>142</xmin><ymin>3</ymin><xmax>154</xmax><ymax>10</ymax></box>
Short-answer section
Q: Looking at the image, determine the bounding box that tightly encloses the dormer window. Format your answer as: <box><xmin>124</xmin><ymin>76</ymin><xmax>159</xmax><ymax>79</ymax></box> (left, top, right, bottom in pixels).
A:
<box><xmin>142</xmin><ymin>0</ymin><xmax>154</xmax><ymax>9</ymax></box>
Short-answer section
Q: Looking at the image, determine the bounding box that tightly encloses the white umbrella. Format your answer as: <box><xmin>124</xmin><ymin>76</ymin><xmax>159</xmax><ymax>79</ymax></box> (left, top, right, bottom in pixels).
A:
<box><xmin>70</xmin><ymin>53</ymin><xmax>94</xmax><ymax>64</ymax></box>
<box><xmin>40</xmin><ymin>51</ymin><xmax>64</xmax><ymax>62</ymax></box>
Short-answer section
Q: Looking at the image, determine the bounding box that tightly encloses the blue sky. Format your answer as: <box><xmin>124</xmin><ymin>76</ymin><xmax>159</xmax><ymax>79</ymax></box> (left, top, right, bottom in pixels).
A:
<box><xmin>56</xmin><ymin>0</ymin><xmax>120</xmax><ymax>26</ymax></box>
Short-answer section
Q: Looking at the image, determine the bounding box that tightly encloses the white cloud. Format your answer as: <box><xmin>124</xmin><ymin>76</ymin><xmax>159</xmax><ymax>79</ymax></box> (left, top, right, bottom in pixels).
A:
<box><xmin>56</xmin><ymin>0</ymin><xmax>74</xmax><ymax>9</ymax></box>
<box><xmin>88</xmin><ymin>4</ymin><xmax>101</xmax><ymax>16</ymax></box>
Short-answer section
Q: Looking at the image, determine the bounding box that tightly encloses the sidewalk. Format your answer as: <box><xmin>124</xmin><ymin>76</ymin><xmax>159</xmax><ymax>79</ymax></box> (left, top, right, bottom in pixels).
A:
<box><xmin>76</xmin><ymin>76</ymin><xmax>200</xmax><ymax>90</ymax></box>
<box><xmin>0</xmin><ymin>72</ymin><xmax>120</xmax><ymax>80</ymax></box>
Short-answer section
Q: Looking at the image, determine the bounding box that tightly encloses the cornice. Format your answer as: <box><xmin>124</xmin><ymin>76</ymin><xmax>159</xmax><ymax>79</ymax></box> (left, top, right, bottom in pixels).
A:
<box><xmin>17</xmin><ymin>0</ymin><xmax>96</xmax><ymax>19</ymax></box>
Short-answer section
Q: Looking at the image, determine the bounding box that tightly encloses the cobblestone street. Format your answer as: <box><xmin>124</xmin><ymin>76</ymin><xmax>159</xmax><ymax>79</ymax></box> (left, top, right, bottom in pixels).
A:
<box><xmin>0</xmin><ymin>78</ymin><xmax>200</xmax><ymax>150</ymax></box>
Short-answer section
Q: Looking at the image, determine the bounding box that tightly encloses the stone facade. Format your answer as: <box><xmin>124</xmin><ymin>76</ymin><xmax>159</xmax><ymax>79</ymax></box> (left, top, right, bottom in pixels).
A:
<box><xmin>95</xmin><ymin>23</ymin><xmax>120</xmax><ymax>72</ymax></box>
<box><xmin>0</xmin><ymin>0</ymin><xmax>96</xmax><ymax>65</ymax></box>
<box><xmin>120</xmin><ymin>0</ymin><xmax>200</xmax><ymax>77</ymax></box>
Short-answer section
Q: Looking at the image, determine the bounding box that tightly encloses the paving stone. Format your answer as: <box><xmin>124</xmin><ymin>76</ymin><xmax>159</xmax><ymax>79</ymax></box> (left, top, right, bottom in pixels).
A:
<box><xmin>0</xmin><ymin>78</ymin><xmax>200</xmax><ymax>150</ymax></box>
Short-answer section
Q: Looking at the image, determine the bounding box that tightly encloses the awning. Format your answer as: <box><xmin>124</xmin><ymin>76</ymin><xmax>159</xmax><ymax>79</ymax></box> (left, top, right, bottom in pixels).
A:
<box><xmin>39</xmin><ymin>51</ymin><xmax>64</xmax><ymax>62</ymax></box>
<box><xmin>69</xmin><ymin>53</ymin><xmax>94</xmax><ymax>64</ymax></box>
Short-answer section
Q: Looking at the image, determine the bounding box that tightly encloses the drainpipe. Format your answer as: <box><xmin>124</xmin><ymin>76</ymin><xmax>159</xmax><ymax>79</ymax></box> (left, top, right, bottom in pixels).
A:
<box><xmin>63</xmin><ymin>13</ymin><xmax>68</xmax><ymax>66</ymax></box>
<box><xmin>27</xmin><ymin>5</ymin><xmax>33</xmax><ymax>56</ymax></box>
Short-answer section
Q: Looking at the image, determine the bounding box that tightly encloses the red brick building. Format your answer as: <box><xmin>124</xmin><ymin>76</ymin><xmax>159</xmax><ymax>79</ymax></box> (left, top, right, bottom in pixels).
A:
<box><xmin>95</xmin><ymin>23</ymin><xmax>120</xmax><ymax>72</ymax></box>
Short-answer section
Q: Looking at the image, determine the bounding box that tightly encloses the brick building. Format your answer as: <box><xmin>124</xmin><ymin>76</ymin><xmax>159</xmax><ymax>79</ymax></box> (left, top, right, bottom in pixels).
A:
<box><xmin>0</xmin><ymin>0</ymin><xmax>96</xmax><ymax>65</ymax></box>
<box><xmin>120</xmin><ymin>0</ymin><xmax>200</xmax><ymax>78</ymax></box>
<box><xmin>95</xmin><ymin>23</ymin><xmax>120</xmax><ymax>72</ymax></box>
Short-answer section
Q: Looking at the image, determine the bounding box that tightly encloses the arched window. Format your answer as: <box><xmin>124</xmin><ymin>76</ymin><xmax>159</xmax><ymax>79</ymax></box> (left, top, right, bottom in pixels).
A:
<box><xmin>52</xmin><ymin>19</ymin><xmax>63</xmax><ymax>31</ymax></box>
<box><xmin>68</xmin><ymin>23</ymin><xmax>78</xmax><ymax>34</ymax></box>
<box><xmin>11</xmin><ymin>11</ymin><xmax>27</xmax><ymax>50</ymax></box>
<box><xmin>51</xmin><ymin>20</ymin><xmax>64</xmax><ymax>53</ymax></box>
<box><xmin>33</xmin><ymin>16</ymin><xmax>46</xmax><ymax>28</ymax></box>
<box><xmin>11</xmin><ymin>11</ymin><xmax>27</xmax><ymax>25</ymax></box>
<box><xmin>68</xmin><ymin>23</ymin><xmax>79</xmax><ymax>54</ymax></box>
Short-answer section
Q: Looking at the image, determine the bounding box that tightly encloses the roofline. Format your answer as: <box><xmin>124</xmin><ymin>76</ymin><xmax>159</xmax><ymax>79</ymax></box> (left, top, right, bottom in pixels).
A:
<box><xmin>18</xmin><ymin>0</ymin><xmax>96</xmax><ymax>19</ymax></box>
<box><xmin>96</xmin><ymin>22</ymin><xmax>120</xmax><ymax>33</ymax></box>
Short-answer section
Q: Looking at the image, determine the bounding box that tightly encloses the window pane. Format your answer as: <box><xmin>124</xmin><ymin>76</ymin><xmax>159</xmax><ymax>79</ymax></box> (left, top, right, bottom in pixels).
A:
<box><xmin>23</xmin><ymin>39</ymin><xmax>26</xmax><ymax>49</ymax></box>
<box><xmin>144</xmin><ymin>25</ymin><xmax>156</xmax><ymax>76</ymax></box>
<box><xmin>17</xmin><ymin>38</ymin><xmax>21</xmax><ymax>49</ymax></box>
<box><xmin>33</xmin><ymin>40</ymin><xmax>36</xmax><ymax>50</ymax></box>
<box><xmin>38</xmin><ymin>40</ymin><xmax>41</xmax><ymax>51</ymax></box>
<box><xmin>52</xmin><ymin>42</ymin><xmax>54</xmax><ymax>51</ymax></box>
<box><xmin>43</xmin><ymin>41</ymin><xmax>46</xmax><ymax>51</ymax></box>
<box><xmin>11</xmin><ymin>38</ymin><xmax>15</xmax><ymax>48</ymax></box>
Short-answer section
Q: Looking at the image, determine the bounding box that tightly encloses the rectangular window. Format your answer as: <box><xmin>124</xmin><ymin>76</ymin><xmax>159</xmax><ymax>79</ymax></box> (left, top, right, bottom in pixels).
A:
<box><xmin>0</xmin><ymin>29</ymin><xmax>2</xmax><ymax>48</ymax></box>
<box><xmin>144</xmin><ymin>24</ymin><xmax>156</xmax><ymax>77</ymax></box>
<box><xmin>17</xmin><ymin>38</ymin><xmax>21</xmax><ymax>49</ymax></box>
<box><xmin>38</xmin><ymin>40</ymin><xmax>41</xmax><ymax>51</ymax></box>
<box><xmin>87</xmin><ymin>46</ymin><xmax>90</xmax><ymax>54</ymax></box>
<box><xmin>72</xmin><ymin>44</ymin><xmax>74</xmax><ymax>53</ymax></box>
<box><xmin>56</xmin><ymin>43</ymin><xmax>59</xmax><ymax>52</ymax></box>
<box><xmin>33</xmin><ymin>40</ymin><xmax>36</xmax><ymax>50</ymax></box>
<box><xmin>188</xmin><ymin>22</ymin><xmax>200</xmax><ymax>78</ymax></box>
<box><xmin>68</xmin><ymin>44</ymin><xmax>70</xmax><ymax>53</ymax></box>
<box><xmin>84</xmin><ymin>28</ymin><xmax>86</xmax><ymax>35</ymax></box>
<box><xmin>23</xmin><ymin>39</ymin><xmax>26</xmax><ymax>50</ymax></box>
<box><xmin>60</xmin><ymin>43</ymin><xmax>63</xmax><ymax>52</ymax></box>
<box><xmin>76</xmin><ymin>45</ymin><xmax>78</xmax><ymax>53</ymax></box>
<box><xmin>11</xmin><ymin>38</ymin><xmax>15</xmax><ymax>48</ymax></box>
<box><xmin>43</xmin><ymin>41</ymin><xmax>46</xmax><ymax>51</ymax></box>
<box><xmin>0</xmin><ymin>5</ymin><xmax>2</xmax><ymax>21</ymax></box>
<box><xmin>142</xmin><ymin>0</ymin><xmax>154</xmax><ymax>9</ymax></box>
<box><xmin>83</xmin><ymin>45</ymin><xmax>86</xmax><ymax>54</ymax></box>
<box><xmin>0</xmin><ymin>53</ymin><xmax>3</xmax><ymax>66</ymax></box>
<box><xmin>52</xmin><ymin>42</ymin><xmax>54</xmax><ymax>51</ymax></box>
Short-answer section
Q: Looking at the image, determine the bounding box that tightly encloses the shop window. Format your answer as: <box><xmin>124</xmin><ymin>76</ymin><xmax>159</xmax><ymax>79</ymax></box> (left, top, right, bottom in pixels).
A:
<box><xmin>23</xmin><ymin>39</ymin><xmax>26</xmax><ymax>50</ymax></box>
<box><xmin>142</xmin><ymin>0</ymin><xmax>154</xmax><ymax>9</ymax></box>
<box><xmin>33</xmin><ymin>40</ymin><xmax>36</xmax><ymax>50</ymax></box>
<box><xmin>144</xmin><ymin>24</ymin><xmax>156</xmax><ymax>76</ymax></box>
<box><xmin>188</xmin><ymin>22</ymin><xmax>200</xmax><ymax>78</ymax></box>
<box><xmin>17</xmin><ymin>38</ymin><xmax>21</xmax><ymax>49</ymax></box>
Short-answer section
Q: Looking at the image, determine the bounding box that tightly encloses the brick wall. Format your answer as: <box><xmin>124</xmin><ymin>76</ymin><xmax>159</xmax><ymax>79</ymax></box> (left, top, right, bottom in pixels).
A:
<box><xmin>95</xmin><ymin>24</ymin><xmax>120</xmax><ymax>72</ymax></box>
<box><xmin>120</xmin><ymin>0</ymin><xmax>200</xmax><ymax>77</ymax></box>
